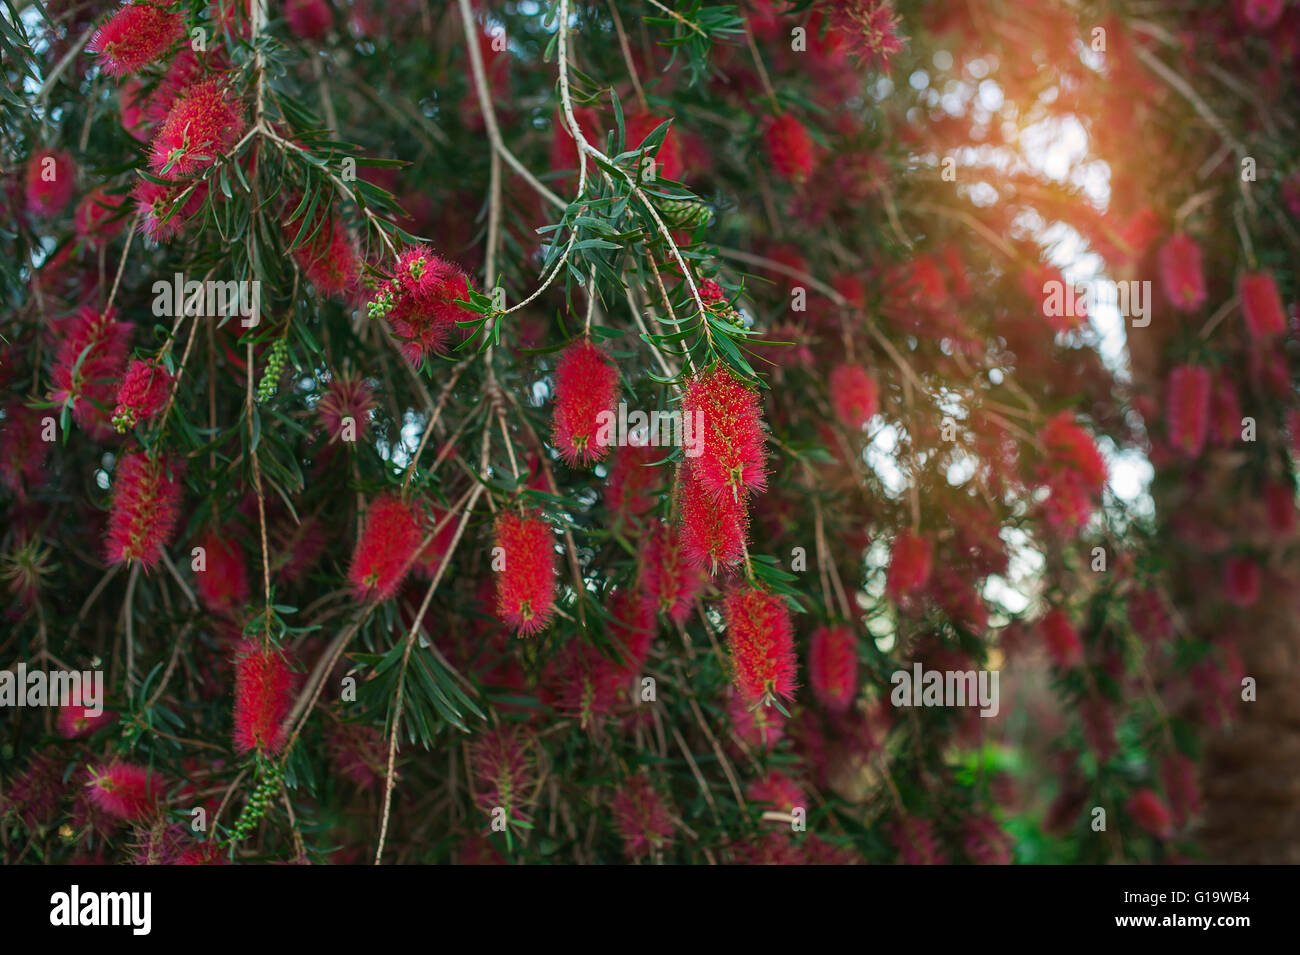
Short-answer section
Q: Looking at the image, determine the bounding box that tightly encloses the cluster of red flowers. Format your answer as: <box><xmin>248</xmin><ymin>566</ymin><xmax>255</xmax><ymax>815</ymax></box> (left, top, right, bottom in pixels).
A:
<box><xmin>377</xmin><ymin>246</ymin><xmax>478</xmax><ymax>365</ymax></box>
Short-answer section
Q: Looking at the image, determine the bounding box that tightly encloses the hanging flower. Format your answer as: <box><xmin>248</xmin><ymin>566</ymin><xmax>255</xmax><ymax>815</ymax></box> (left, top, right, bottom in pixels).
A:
<box><xmin>347</xmin><ymin>494</ymin><xmax>423</xmax><ymax>601</ymax></box>
<box><xmin>723</xmin><ymin>583</ymin><xmax>798</xmax><ymax>704</ymax></box>
<box><xmin>105</xmin><ymin>452</ymin><xmax>184</xmax><ymax>568</ymax></box>
<box><xmin>232</xmin><ymin>640</ymin><xmax>295</xmax><ymax>755</ymax></box>
<box><xmin>88</xmin><ymin>2</ymin><xmax>185</xmax><ymax>77</ymax></box>
<box><xmin>551</xmin><ymin>339</ymin><xmax>619</xmax><ymax>466</ymax></box>
<box><xmin>493</xmin><ymin>509</ymin><xmax>557</xmax><ymax>636</ymax></box>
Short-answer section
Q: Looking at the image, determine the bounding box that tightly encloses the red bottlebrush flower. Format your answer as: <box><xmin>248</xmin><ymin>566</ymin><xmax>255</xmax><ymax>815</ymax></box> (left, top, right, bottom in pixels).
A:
<box><xmin>826</xmin><ymin>0</ymin><xmax>906</xmax><ymax>72</ymax></box>
<box><xmin>1165</xmin><ymin>364</ymin><xmax>1210</xmax><ymax>458</ymax></box>
<box><xmin>57</xmin><ymin>687</ymin><xmax>116</xmax><ymax>740</ymax></box>
<box><xmin>1128</xmin><ymin>787</ymin><xmax>1173</xmax><ymax>837</ymax></box>
<box><xmin>316</xmin><ymin>371</ymin><xmax>375</xmax><ymax>443</ymax></box>
<box><xmin>605</xmin><ymin>442</ymin><xmax>662</xmax><ymax>522</ymax></box>
<box><xmin>112</xmin><ymin>359</ymin><xmax>173</xmax><ymax>432</ymax></box>
<box><xmin>1209</xmin><ymin>373</ymin><xmax>1242</xmax><ymax>447</ymax></box>
<box><xmin>292</xmin><ymin>215</ymin><xmax>359</xmax><ymax>296</ymax></box>
<box><xmin>727</xmin><ymin>685</ymin><xmax>785</xmax><ymax>751</ymax></box>
<box><xmin>1237</xmin><ymin>0</ymin><xmax>1283</xmax><ymax>30</ymax></box>
<box><xmin>723</xmin><ymin>583</ymin><xmax>798</xmax><ymax>704</ymax></box>
<box><xmin>551</xmin><ymin>338</ymin><xmax>619</xmax><ymax>467</ymax></box>
<box><xmin>195</xmin><ymin>526</ymin><xmax>249</xmax><ymax>616</ymax></box>
<box><xmin>149</xmin><ymin>79</ymin><xmax>245</xmax><ymax>178</ymax></box>
<box><xmin>51</xmin><ymin>306</ymin><xmax>132</xmax><ymax>439</ymax></box>
<box><xmin>886</xmin><ymin>529</ymin><xmax>931</xmax><ymax>601</ymax></box>
<box><xmin>1041</xmin><ymin>608</ymin><xmax>1082</xmax><ymax>668</ymax></box>
<box><xmin>324</xmin><ymin>720</ymin><xmax>385</xmax><ymax>792</ymax></box>
<box><xmin>1239</xmin><ymin>271</ymin><xmax>1287</xmax><ymax>341</ymax></box>
<box><xmin>232</xmin><ymin>639</ymin><xmax>295</xmax><ymax>755</ymax></box>
<box><xmin>1157</xmin><ymin>233</ymin><xmax>1206</xmax><ymax>312</ymax></box>
<box><xmin>829</xmin><ymin>364</ymin><xmax>879</xmax><ymax>430</ymax></box>
<box><xmin>675</xmin><ymin>464</ymin><xmax>748</xmax><ymax>574</ymax></box>
<box><xmin>86</xmin><ymin>763</ymin><xmax>161</xmax><ymax>821</ymax></box>
<box><xmin>683</xmin><ymin>365</ymin><xmax>767</xmax><ymax>501</ymax></box>
<box><xmin>88</xmin><ymin>2</ymin><xmax>184</xmax><ymax>77</ymax></box>
<box><xmin>553</xmin><ymin>638</ymin><xmax>626</xmax><ymax>726</ymax></box>
<box><xmin>381</xmin><ymin>246</ymin><xmax>476</xmax><ymax>365</ymax></box>
<box><xmin>286</xmin><ymin>0</ymin><xmax>332</xmax><ymax>40</ymax></box>
<box><xmin>1222</xmin><ymin>555</ymin><xmax>1260</xmax><ymax>607</ymax></box>
<box><xmin>641</xmin><ymin>522</ymin><xmax>704</xmax><ymax>625</ymax></box>
<box><xmin>890</xmin><ymin>814</ymin><xmax>947</xmax><ymax>865</ymax></box>
<box><xmin>25</xmin><ymin>148</ymin><xmax>76</xmax><ymax>217</ymax></box>
<box><xmin>1040</xmin><ymin>412</ymin><xmax>1107</xmax><ymax>490</ymax></box>
<box><xmin>808</xmin><ymin>624</ymin><xmax>859</xmax><ymax>715</ymax></box>
<box><xmin>0</xmin><ymin>403</ymin><xmax>52</xmax><ymax>495</ymax></box>
<box><xmin>1160</xmin><ymin>754</ymin><xmax>1201</xmax><ymax>829</ymax></box>
<box><xmin>611</xmin><ymin>773</ymin><xmax>675</xmax><ymax>859</ymax></box>
<box><xmin>747</xmin><ymin>771</ymin><xmax>805</xmax><ymax>815</ymax></box>
<box><xmin>348</xmin><ymin>494</ymin><xmax>422</xmax><ymax>601</ymax></box>
<box><xmin>134</xmin><ymin>176</ymin><xmax>206</xmax><ymax>241</ymax></box>
<box><xmin>1264</xmin><ymin>482</ymin><xmax>1296</xmax><ymax>536</ymax></box>
<box><xmin>4</xmin><ymin>754</ymin><xmax>67</xmax><ymax>828</ymax></box>
<box><xmin>470</xmin><ymin>724</ymin><xmax>537</xmax><ymax>818</ymax></box>
<box><xmin>105</xmin><ymin>452</ymin><xmax>184</xmax><ymax>568</ymax></box>
<box><xmin>625</xmin><ymin>112</ymin><xmax>684</xmax><ymax>182</ymax></box>
<box><xmin>75</xmin><ymin>186</ymin><xmax>128</xmax><ymax>243</ymax></box>
<box><xmin>963</xmin><ymin>814</ymin><xmax>1012</xmax><ymax>865</ymax></box>
<box><xmin>762</xmin><ymin>112</ymin><xmax>815</xmax><ymax>184</ymax></box>
<box><xmin>493</xmin><ymin>509</ymin><xmax>557</xmax><ymax>636</ymax></box>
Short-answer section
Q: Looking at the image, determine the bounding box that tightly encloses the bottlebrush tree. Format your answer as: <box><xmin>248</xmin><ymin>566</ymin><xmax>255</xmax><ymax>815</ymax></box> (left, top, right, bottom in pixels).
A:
<box><xmin>1</xmin><ymin>0</ymin><xmax>1297</xmax><ymax>865</ymax></box>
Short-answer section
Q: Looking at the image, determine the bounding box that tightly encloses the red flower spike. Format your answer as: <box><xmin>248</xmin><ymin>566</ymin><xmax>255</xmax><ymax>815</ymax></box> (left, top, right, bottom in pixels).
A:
<box><xmin>827</xmin><ymin>0</ymin><xmax>906</xmax><ymax>72</ymax></box>
<box><xmin>86</xmin><ymin>763</ymin><xmax>161</xmax><ymax>822</ymax></box>
<box><xmin>723</xmin><ymin>582</ymin><xmax>798</xmax><ymax>704</ymax></box>
<box><xmin>25</xmin><ymin>149</ymin><xmax>76</xmax><ymax>217</ymax></box>
<box><xmin>641</xmin><ymin>522</ymin><xmax>705</xmax><ymax>624</ymax></box>
<box><xmin>604</xmin><ymin>443</ymin><xmax>662</xmax><ymax>521</ymax></box>
<box><xmin>88</xmin><ymin>2</ymin><xmax>185</xmax><ymax>77</ymax></box>
<box><xmin>316</xmin><ymin>372</ymin><xmax>375</xmax><ymax>443</ymax></box>
<box><xmin>382</xmin><ymin>246</ymin><xmax>477</xmax><ymax>365</ymax></box>
<box><xmin>886</xmin><ymin>528</ymin><xmax>931</xmax><ymax>600</ymax></box>
<box><xmin>112</xmin><ymin>359</ymin><xmax>174</xmax><ymax>432</ymax></box>
<box><xmin>763</xmin><ymin>112</ymin><xmax>815</xmax><ymax>184</ymax></box>
<box><xmin>105</xmin><ymin>452</ymin><xmax>184</xmax><ymax>569</ymax></box>
<box><xmin>808</xmin><ymin>624</ymin><xmax>859</xmax><ymax>715</ymax></box>
<box><xmin>148</xmin><ymin>79</ymin><xmax>245</xmax><ymax>178</ymax></box>
<box><xmin>551</xmin><ymin>338</ymin><xmax>619</xmax><ymax>467</ymax></box>
<box><xmin>829</xmin><ymin>364</ymin><xmax>879</xmax><ymax>430</ymax></box>
<box><xmin>293</xmin><ymin>215</ymin><xmax>359</xmax><ymax>296</ymax></box>
<box><xmin>493</xmin><ymin>509</ymin><xmax>557</xmax><ymax>636</ymax></box>
<box><xmin>1239</xmin><ymin>271</ymin><xmax>1286</xmax><ymax>341</ymax></box>
<box><xmin>470</xmin><ymin>725</ymin><xmax>536</xmax><ymax>818</ymax></box>
<box><xmin>1165</xmin><ymin>363</ymin><xmax>1210</xmax><ymax>458</ymax></box>
<box><xmin>1128</xmin><ymin>787</ymin><xmax>1173</xmax><ymax>838</ymax></box>
<box><xmin>1157</xmin><ymin>233</ymin><xmax>1206</xmax><ymax>312</ymax></box>
<box><xmin>195</xmin><ymin>527</ymin><xmax>249</xmax><ymax>616</ymax></box>
<box><xmin>611</xmin><ymin>773</ymin><xmax>675</xmax><ymax>860</ymax></box>
<box><xmin>675</xmin><ymin>464</ymin><xmax>748</xmax><ymax>574</ymax></box>
<box><xmin>682</xmin><ymin>365</ymin><xmax>767</xmax><ymax>501</ymax></box>
<box><xmin>51</xmin><ymin>306</ymin><xmax>132</xmax><ymax>440</ymax></box>
<box><xmin>347</xmin><ymin>494</ymin><xmax>422</xmax><ymax>601</ymax></box>
<box><xmin>232</xmin><ymin>639</ymin><xmax>295</xmax><ymax>755</ymax></box>
<box><xmin>57</xmin><ymin>687</ymin><xmax>116</xmax><ymax>740</ymax></box>
<box><xmin>1222</xmin><ymin>555</ymin><xmax>1260</xmax><ymax>607</ymax></box>
<box><xmin>286</xmin><ymin>0</ymin><xmax>333</xmax><ymax>41</ymax></box>
<box><xmin>1041</xmin><ymin>607</ymin><xmax>1083</xmax><ymax>668</ymax></box>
